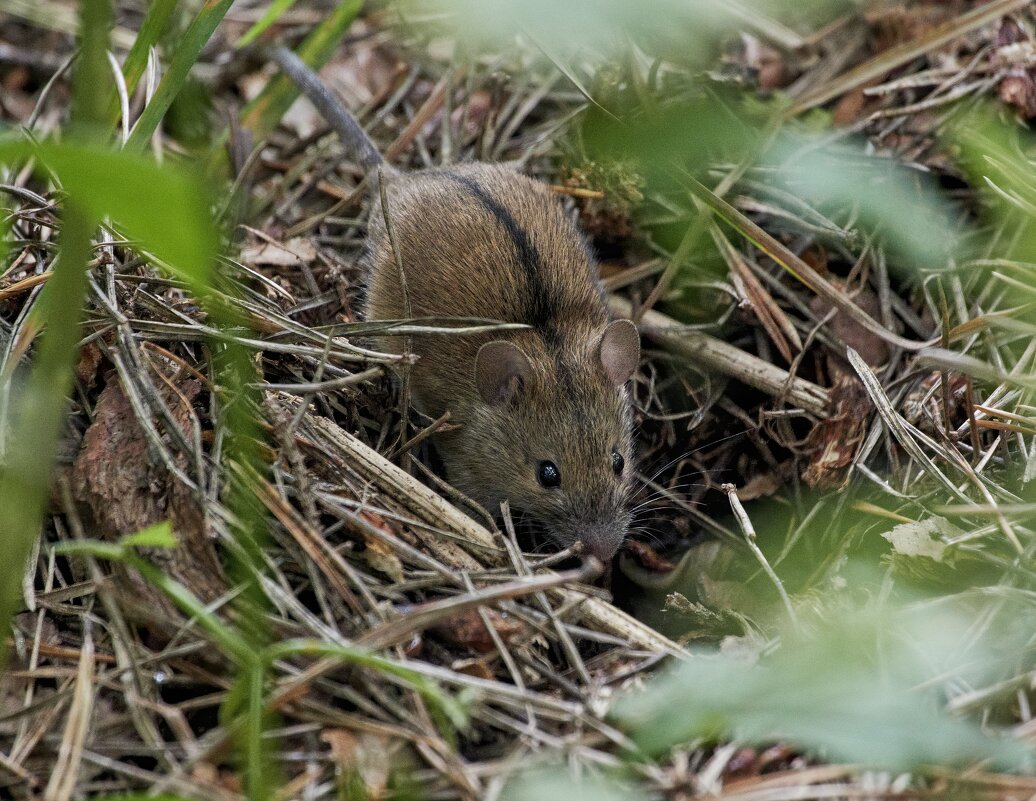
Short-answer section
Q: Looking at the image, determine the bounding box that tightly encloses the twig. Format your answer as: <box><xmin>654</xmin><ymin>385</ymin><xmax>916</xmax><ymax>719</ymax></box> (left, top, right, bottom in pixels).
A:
<box><xmin>722</xmin><ymin>483</ymin><xmax>798</xmax><ymax>631</ymax></box>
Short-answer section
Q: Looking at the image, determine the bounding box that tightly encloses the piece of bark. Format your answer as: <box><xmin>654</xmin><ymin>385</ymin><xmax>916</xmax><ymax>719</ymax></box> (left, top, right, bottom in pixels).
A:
<box><xmin>70</xmin><ymin>376</ymin><xmax>226</xmax><ymax>631</ymax></box>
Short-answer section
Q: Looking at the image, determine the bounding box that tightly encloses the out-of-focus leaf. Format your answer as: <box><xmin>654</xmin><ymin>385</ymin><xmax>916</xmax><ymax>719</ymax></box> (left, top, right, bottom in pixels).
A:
<box><xmin>0</xmin><ymin>139</ymin><xmax>218</xmax><ymax>293</ymax></box>
<box><xmin>235</xmin><ymin>0</ymin><xmax>299</xmax><ymax>47</ymax></box>
<box><xmin>612</xmin><ymin>604</ymin><xmax>1027</xmax><ymax>770</ymax></box>
<box><xmin>502</xmin><ymin>769</ymin><xmax>634</xmax><ymax>801</ymax></box>
<box><xmin>122</xmin><ymin>521</ymin><xmax>178</xmax><ymax>549</ymax></box>
<box><xmin>403</xmin><ymin>0</ymin><xmax>843</xmax><ymax>63</ymax></box>
<box><xmin>767</xmin><ymin>134</ymin><xmax>963</xmax><ymax>270</ymax></box>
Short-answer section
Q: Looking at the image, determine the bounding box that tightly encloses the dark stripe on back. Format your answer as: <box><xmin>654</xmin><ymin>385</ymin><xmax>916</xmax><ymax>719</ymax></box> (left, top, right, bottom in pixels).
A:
<box><xmin>446</xmin><ymin>173</ymin><xmax>559</xmax><ymax>332</ymax></box>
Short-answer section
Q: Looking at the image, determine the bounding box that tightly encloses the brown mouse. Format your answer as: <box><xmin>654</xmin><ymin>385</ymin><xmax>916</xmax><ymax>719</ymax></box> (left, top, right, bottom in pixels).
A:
<box><xmin>269</xmin><ymin>46</ymin><xmax>640</xmax><ymax>561</ymax></box>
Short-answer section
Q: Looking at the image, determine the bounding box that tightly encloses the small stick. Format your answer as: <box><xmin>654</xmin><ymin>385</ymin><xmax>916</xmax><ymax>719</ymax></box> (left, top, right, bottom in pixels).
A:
<box><xmin>387</xmin><ymin>409</ymin><xmax>452</xmax><ymax>461</ymax></box>
<box><xmin>378</xmin><ymin>170</ymin><xmax>414</xmax><ymax>471</ymax></box>
<box><xmin>722</xmin><ymin>482</ymin><xmax>798</xmax><ymax>631</ymax></box>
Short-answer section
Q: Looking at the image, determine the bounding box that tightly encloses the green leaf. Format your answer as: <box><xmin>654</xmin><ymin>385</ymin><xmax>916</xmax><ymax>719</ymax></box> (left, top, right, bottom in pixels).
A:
<box><xmin>122</xmin><ymin>521</ymin><xmax>178</xmax><ymax>549</ymax></box>
<box><xmin>0</xmin><ymin>138</ymin><xmax>218</xmax><ymax>293</ymax></box>
<box><xmin>502</xmin><ymin>769</ymin><xmax>634</xmax><ymax>801</ymax></box>
<box><xmin>125</xmin><ymin>0</ymin><xmax>235</xmax><ymax>152</ymax></box>
<box><xmin>51</xmin><ymin>541</ymin><xmax>128</xmax><ymax>562</ymax></box>
<box><xmin>107</xmin><ymin>0</ymin><xmax>178</xmax><ymax>126</ymax></box>
<box><xmin>612</xmin><ymin>604</ymin><xmax>1027</xmax><ymax>770</ymax></box>
<box><xmin>235</xmin><ymin>0</ymin><xmax>299</xmax><ymax>47</ymax></box>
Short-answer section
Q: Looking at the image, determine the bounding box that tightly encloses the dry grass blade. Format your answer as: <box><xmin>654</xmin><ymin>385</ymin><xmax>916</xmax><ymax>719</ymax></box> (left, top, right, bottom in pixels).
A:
<box><xmin>281</xmin><ymin>392</ymin><xmax>685</xmax><ymax>655</ymax></box>
<box><xmin>358</xmin><ymin>562</ymin><xmax>598</xmax><ymax>650</ymax></box>
<box><xmin>612</xmin><ymin>297</ymin><xmax>829</xmax><ymax>416</ymax></box>
<box><xmin>42</xmin><ymin>631</ymin><xmax>94</xmax><ymax>801</ymax></box>
<box><xmin>847</xmin><ymin>348</ymin><xmax>971</xmax><ymax>503</ymax></box>
<box><xmin>710</xmin><ymin>219</ymin><xmax>801</xmax><ymax>363</ymax></box>
<box><xmin>785</xmin><ymin>0</ymin><xmax>1032</xmax><ymax>115</ymax></box>
<box><xmin>683</xmin><ymin>173</ymin><xmax>935</xmax><ymax>352</ymax></box>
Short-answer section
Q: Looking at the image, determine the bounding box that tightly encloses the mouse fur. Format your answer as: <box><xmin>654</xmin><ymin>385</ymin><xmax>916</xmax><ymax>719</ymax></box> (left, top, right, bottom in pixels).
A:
<box><xmin>366</xmin><ymin>164</ymin><xmax>638</xmax><ymax>560</ymax></box>
<box><xmin>269</xmin><ymin>46</ymin><xmax>640</xmax><ymax>561</ymax></box>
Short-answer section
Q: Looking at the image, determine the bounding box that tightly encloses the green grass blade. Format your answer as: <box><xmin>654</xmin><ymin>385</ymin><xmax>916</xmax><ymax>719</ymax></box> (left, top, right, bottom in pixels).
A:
<box><xmin>0</xmin><ymin>0</ymin><xmax>111</xmax><ymax>667</ymax></box>
<box><xmin>106</xmin><ymin>0</ymin><xmax>178</xmax><ymax>126</ymax></box>
<box><xmin>235</xmin><ymin>0</ymin><xmax>299</xmax><ymax>47</ymax></box>
<box><xmin>239</xmin><ymin>0</ymin><xmax>362</xmax><ymax>142</ymax></box>
<box><xmin>0</xmin><ymin>200</ymin><xmax>97</xmax><ymax>665</ymax></box>
<box><xmin>0</xmin><ymin>139</ymin><xmax>218</xmax><ymax>292</ymax></box>
<box><xmin>125</xmin><ymin>0</ymin><xmax>234</xmax><ymax>152</ymax></box>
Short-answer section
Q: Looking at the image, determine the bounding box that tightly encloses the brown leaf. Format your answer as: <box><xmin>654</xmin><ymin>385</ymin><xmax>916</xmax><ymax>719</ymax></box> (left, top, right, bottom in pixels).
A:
<box><xmin>70</xmin><ymin>376</ymin><xmax>226</xmax><ymax>633</ymax></box>
<box><xmin>621</xmin><ymin>539</ymin><xmax>676</xmax><ymax>573</ymax></box>
<box><xmin>322</xmin><ymin>729</ymin><xmax>393</xmax><ymax>799</ymax></box>
<box><xmin>802</xmin><ymin>372</ymin><xmax>871</xmax><ymax>488</ymax></box>
<box><xmin>431</xmin><ymin>608</ymin><xmax>524</xmax><ymax>653</ymax></box>
<box><xmin>832</xmin><ymin>78</ymin><xmax>882</xmax><ymax>126</ymax></box>
<box><xmin>359</xmin><ymin>510</ymin><xmax>405</xmax><ymax>582</ymax></box>
<box><xmin>995</xmin><ymin>17</ymin><xmax>1036</xmax><ymax>118</ymax></box>
<box><xmin>738</xmin><ymin>471</ymin><xmax>781</xmax><ymax>501</ymax></box>
<box><xmin>451</xmin><ymin>88</ymin><xmax>494</xmax><ymax>142</ymax></box>
<box><xmin>73</xmin><ymin>341</ymin><xmax>104</xmax><ymax>389</ymax></box>
<box><xmin>810</xmin><ymin>284</ymin><xmax>890</xmax><ymax>369</ymax></box>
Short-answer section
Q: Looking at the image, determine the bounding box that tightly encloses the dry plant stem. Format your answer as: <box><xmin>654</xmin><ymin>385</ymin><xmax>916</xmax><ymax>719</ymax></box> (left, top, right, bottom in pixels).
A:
<box><xmin>378</xmin><ymin>169</ymin><xmax>414</xmax><ymax>470</ymax></box>
<box><xmin>611</xmin><ymin>297</ymin><xmax>829</xmax><ymax>417</ymax></box>
<box><xmin>272</xmin><ymin>393</ymin><xmax>684</xmax><ymax>655</ymax></box>
<box><xmin>387</xmin><ymin>409</ymin><xmax>452</xmax><ymax>461</ymax></box>
<box><xmin>44</xmin><ymin>624</ymin><xmax>94</xmax><ymax>801</ymax></box>
<box><xmin>682</xmin><ymin>172</ymin><xmax>934</xmax><ymax>352</ymax></box>
<box><xmin>722</xmin><ymin>482</ymin><xmax>798</xmax><ymax>630</ymax></box>
<box><xmin>786</xmin><ymin>0</ymin><xmax>1033</xmax><ymax>115</ymax></box>
<box><xmin>357</xmin><ymin>562</ymin><xmax>598</xmax><ymax>650</ymax></box>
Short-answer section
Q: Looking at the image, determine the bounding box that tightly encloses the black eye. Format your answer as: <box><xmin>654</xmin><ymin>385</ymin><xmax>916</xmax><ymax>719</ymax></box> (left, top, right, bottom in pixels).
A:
<box><xmin>611</xmin><ymin>449</ymin><xmax>625</xmax><ymax>475</ymax></box>
<box><xmin>537</xmin><ymin>460</ymin><xmax>561</xmax><ymax>488</ymax></box>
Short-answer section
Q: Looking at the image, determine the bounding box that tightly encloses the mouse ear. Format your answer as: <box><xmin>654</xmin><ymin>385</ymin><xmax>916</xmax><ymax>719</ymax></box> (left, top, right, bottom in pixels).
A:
<box><xmin>598</xmin><ymin>319</ymin><xmax>640</xmax><ymax>385</ymax></box>
<box><xmin>475</xmin><ymin>341</ymin><xmax>532</xmax><ymax>405</ymax></box>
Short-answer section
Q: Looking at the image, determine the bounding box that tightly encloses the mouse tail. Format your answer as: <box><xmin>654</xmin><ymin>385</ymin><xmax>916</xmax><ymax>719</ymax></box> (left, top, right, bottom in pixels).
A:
<box><xmin>266</xmin><ymin>44</ymin><xmax>385</xmax><ymax>175</ymax></box>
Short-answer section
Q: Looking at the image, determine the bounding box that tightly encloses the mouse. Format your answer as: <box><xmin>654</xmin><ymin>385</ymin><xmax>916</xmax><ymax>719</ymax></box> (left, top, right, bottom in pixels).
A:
<box><xmin>268</xmin><ymin>45</ymin><xmax>641</xmax><ymax>563</ymax></box>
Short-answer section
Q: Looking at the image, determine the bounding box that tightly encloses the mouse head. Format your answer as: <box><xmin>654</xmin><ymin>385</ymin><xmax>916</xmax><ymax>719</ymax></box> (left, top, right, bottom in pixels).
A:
<box><xmin>445</xmin><ymin>319</ymin><xmax>640</xmax><ymax>562</ymax></box>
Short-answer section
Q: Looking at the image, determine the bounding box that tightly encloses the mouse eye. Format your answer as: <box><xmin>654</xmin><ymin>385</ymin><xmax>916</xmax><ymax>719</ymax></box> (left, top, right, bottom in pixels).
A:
<box><xmin>537</xmin><ymin>460</ymin><xmax>561</xmax><ymax>488</ymax></box>
<box><xmin>611</xmin><ymin>448</ymin><xmax>625</xmax><ymax>476</ymax></box>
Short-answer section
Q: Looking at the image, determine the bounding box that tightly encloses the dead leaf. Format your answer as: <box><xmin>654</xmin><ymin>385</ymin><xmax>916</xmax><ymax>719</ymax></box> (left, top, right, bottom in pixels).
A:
<box><xmin>360</xmin><ymin>511</ymin><xmax>405</xmax><ymax>583</ymax></box>
<box><xmin>995</xmin><ymin>17</ymin><xmax>1036</xmax><ymax>118</ymax></box>
<box><xmin>802</xmin><ymin>372</ymin><xmax>871</xmax><ymax>488</ymax></box>
<box><xmin>241</xmin><ymin>237</ymin><xmax>317</xmax><ymax>268</ymax></box>
<box><xmin>431</xmin><ymin>608</ymin><xmax>524</xmax><ymax>653</ymax></box>
<box><xmin>322</xmin><ymin>729</ymin><xmax>392</xmax><ymax>800</ymax></box>
<box><xmin>70</xmin><ymin>376</ymin><xmax>226</xmax><ymax>633</ymax></box>
<box><xmin>738</xmin><ymin>471</ymin><xmax>782</xmax><ymax>501</ymax></box>
<box><xmin>811</xmin><ymin>284</ymin><xmax>890</xmax><ymax>369</ymax></box>
<box><xmin>73</xmin><ymin>341</ymin><xmax>104</xmax><ymax>389</ymax></box>
<box><xmin>881</xmin><ymin>517</ymin><xmax>962</xmax><ymax>562</ymax></box>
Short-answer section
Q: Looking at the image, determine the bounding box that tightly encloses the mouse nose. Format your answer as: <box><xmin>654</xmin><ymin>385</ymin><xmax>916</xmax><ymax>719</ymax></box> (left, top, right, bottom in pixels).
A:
<box><xmin>579</xmin><ymin>524</ymin><xmax>625</xmax><ymax>563</ymax></box>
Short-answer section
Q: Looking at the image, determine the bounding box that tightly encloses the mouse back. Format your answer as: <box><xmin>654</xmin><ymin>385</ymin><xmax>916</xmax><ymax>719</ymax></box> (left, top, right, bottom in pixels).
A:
<box><xmin>365</xmin><ymin>163</ymin><xmax>640</xmax><ymax>559</ymax></box>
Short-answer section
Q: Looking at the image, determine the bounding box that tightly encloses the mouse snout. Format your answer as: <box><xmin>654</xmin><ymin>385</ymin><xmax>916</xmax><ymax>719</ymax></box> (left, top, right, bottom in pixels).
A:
<box><xmin>578</xmin><ymin>522</ymin><xmax>626</xmax><ymax>563</ymax></box>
